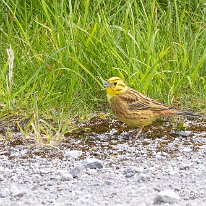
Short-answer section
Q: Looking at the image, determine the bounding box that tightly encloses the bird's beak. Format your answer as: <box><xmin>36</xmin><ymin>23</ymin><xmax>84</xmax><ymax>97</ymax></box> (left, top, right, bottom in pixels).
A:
<box><xmin>103</xmin><ymin>82</ymin><xmax>110</xmax><ymax>87</ymax></box>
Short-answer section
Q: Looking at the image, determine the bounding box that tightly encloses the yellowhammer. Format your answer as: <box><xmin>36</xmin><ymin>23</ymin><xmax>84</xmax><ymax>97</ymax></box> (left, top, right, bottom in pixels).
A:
<box><xmin>103</xmin><ymin>77</ymin><xmax>199</xmax><ymax>139</ymax></box>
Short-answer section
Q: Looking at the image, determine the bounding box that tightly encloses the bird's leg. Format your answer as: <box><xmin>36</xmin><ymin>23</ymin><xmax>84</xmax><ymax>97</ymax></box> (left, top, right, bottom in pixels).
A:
<box><xmin>135</xmin><ymin>127</ymin><xmax>143</xmax><ymax>138</ymax></box>
<box><xmin>131</xmin><ymin>127</ymin><xmax>143</xmax><ymax>143</ymax></box>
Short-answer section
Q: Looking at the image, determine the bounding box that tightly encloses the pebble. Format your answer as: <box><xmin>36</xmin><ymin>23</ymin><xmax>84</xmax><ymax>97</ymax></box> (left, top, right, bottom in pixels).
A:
<box><xmin>0</xmin><ymin>175</ymin><xmax>5</xmax><ymax>181</ymax></box>
<box><xmin>0</xmin><ymin>191</ymin><xmax>6</xmax><ymax>198</ymax></box>
<box><xmin>177</xmin><ymin>156</ymin><xmax>183</xmax><ymax>161</ymax></box>
<box><xmin>153</xmin><ymin>187</ymin><xmax>161</xmax><ymax>192</ymax></box>
<box><xmin>86</xmin><ymin>169</ymin><xmax>98</xmax><ymax>175</ymax></box>
<box><xmin>40</xmin><ymin>169</ymin><xmax>50</xmax><ymax>175</ymax></box>
<box><xmin>180</xmin><ymin>163</ymin><xmax>190</xmax><ymax>170</ymax></box>
<box><xmin>70</xmin><ymin>165</ymin><xmax>84</xmax><ymax>178</ymax></box>
<box><xmin>177</xmin><ymin>131</ymin><xmax>192</xmax><ymax>137</ymax></box>
<box><xmin>138</xmin><ymin>173</ymin><xmax>151</xmax><ymax>182</ymax></box>
<box><xmin>153</xmin><ymin>189</ymin><xmax>180</xmax><ymax>204</ymax></box>
<box><xmin>64</xmin><ymin>150</ymin><xmax>82</xmax><ymax>159</ymax></box>
<box><xmin>196</xmin><ymin>164</ymin><xmax>205</xmax><ymax>170</ymax></box>
<box><xmin>0</xmin><ymin>166</ymin><xmax>5</xmax><ymax>172</ymax></box>
<box><xmin>182</xmin><ymin>147</ymin><xmax>192</xmax><ymax>153</ymax></box>
<box><xmin>105</xmin><ymin>180</ymin><xmax>113</xmax><ymax>185</ymax></box>
<box><xmin>60</xmin><ymin>173</ymin><xmax>73</xmax><ymax>181</ymax></box>
<box><xmin>123</xmin><ymin>168</ymin><xmax>135</xmax><ymax>178</ymax></box>
<box><xmin>11</xmin><ymin>186</ymin><xmax>26</xmax><ymax>198</ymax></box>
<box><xmin>134</xmin><ymin>166</ymin><xmax>144</xmax><ymax>173</ymax></box>
<box><xmin>84</xmin><ymin>158</ymin><xmax>103</xmax><ymax>169</ymax></box>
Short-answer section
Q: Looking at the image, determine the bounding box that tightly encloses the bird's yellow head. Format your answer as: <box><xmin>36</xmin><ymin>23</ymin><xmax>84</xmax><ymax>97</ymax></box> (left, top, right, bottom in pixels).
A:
<box><xmin>103</xmin><ymin>77</ymin><xmax>128</xmax><ymax>97</ymax></box>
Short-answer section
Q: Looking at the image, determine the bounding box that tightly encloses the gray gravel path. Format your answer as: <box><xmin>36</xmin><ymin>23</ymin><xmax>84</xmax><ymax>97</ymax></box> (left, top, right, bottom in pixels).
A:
<box><xmin>0</xmin><ymin>121</ymin><xmax>206</xmax><ymax>206</ymax></box>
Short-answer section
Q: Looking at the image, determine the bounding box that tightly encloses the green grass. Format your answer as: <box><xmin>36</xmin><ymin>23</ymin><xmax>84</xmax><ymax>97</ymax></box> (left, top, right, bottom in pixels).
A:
<box><xmin>1</xmin><ymin>0</ymin><xmax>206</xmax><ymax>139</ymax></box>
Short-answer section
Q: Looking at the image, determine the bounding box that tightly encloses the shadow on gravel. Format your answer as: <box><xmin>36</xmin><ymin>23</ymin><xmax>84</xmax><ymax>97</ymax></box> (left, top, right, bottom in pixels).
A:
<box><xmin>0</xmin><ymin>116</ymin><xmax>206</xmax><ymax>160</ymax></box>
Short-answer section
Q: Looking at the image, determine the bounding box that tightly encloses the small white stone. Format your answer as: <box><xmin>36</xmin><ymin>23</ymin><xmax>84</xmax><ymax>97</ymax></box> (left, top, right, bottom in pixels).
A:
<box><xmin>64</xmin><ymin>150</ymin><xmax>82</xmax><ymax>158</ymax></box>
<box><xmin>138</xmin><ymin>173</ymin><xmax>150</xmax><ymax>181</ymax></box>
<box><xmin>70</xmin><ymin>165</ymin><xmax>84</xmax><ymax>178</ymax></box>
<box><xmin>0</xmin><ymin>175</ymin><xmax>5</xmax><ymax>181</ymax></box>
<box><xmin>134</xmin><ymin>166</ymin><xmax>144</xmax><ymax>173</ymax></box>
<box><xmin>86</xmin><ymin>169</ymin><xmax>97</xmax><ymax>175</ymax></box>
<box><xmin>84</xmin><ymin>158</ymin><xmax>103</xmax><ymax>169</ymax></box>
<box><xmin>182</xmin><ymin>147</ymin><xmax>192</xmax><ymax>152</ymax></box>
<box><xmin>197</xmin><ymin>132</ymin><xmax>206</xmax><ymax>137</ymax></box>
<box><xmin>180</xmin><ymin>163</ymin><xmax>190</xmax><ymax>170</ymax></box>
<box><xmin>10</xmin><ymin>186</ymin><xmax>26</xmax><ymax>197</ymax></box>
<box><xmin>0</xmin><ymin>166</ymin><xmax>4</xmax><ymax>172</ymax></box>
<box><xmin>176</xmin><ymin>156</ymin><xmax>183</xmax><ymax>161</ymax></box>
<box><xmin>178</xmin><ymin>131</ymin><xmax>192</xmax><ymax>137</ymax></box>
<box><xmin>60</xmin><ymin>173</ymin><xmax>73</xmax><ymax>181</ymax></box>
<box><xmin>85</xmin><ymin>157</ymin><xmax>102</xmax><ymax>164</ymax></box>
<box><xmin>196</xmin><ymin>164</ymin><xmax>205</xmax><ymax>170</ymax></box>
<box><xmin>154</xmin><ymin>189</ymin><xmax>180</xmax><ymax>204</ymax></box>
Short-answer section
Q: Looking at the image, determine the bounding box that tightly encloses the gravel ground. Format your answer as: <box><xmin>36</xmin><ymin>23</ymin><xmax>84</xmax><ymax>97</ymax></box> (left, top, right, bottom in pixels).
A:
<box><xmin>0</xmin><ymin>119</ymin><xmax>206</xmax><ymax>206</ymax></box>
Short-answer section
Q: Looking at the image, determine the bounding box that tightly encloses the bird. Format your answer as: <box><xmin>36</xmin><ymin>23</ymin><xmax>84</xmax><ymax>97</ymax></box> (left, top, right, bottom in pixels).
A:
<box><xmin>103</xmin><ymin>76</ymin><xmax>200</xmax><ymax>139</ymax></box>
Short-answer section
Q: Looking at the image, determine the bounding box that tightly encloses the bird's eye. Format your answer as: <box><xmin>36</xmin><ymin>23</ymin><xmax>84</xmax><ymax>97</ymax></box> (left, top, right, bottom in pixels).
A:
<box><xmin>113</xmin><ymin>82</ymin><xmax>117</xmax><ymax>86</ymax></box>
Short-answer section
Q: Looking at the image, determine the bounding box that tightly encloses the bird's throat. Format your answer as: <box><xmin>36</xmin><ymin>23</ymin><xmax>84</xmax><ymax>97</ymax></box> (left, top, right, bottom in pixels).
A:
<box><xmin>106</xmin><ymin>87</ymin><xmax>128</xmax><ymax>100</ymax></box>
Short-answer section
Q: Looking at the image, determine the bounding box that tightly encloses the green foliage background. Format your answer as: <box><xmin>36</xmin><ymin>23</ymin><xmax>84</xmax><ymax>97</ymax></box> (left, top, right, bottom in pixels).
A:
<box><xmin>1</xmin><ymin>0</ymin><xmax>206</xmax><ymax>119</ymax></box>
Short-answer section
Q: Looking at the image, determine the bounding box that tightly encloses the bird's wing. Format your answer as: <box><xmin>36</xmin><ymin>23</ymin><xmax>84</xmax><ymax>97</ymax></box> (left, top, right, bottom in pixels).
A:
<box><xmin>118</xmin><ymin>88</ymin><xmax>168</xmax><ymax>111</ymax></box>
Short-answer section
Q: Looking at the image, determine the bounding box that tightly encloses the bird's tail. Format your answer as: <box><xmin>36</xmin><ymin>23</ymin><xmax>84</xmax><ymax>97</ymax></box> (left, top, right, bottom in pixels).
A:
<box><xmin>175</xmin><ymin>111</ymin><xmax>203</xmax><ymax>118</ymax></box>
<box><xmin>158</xmin><ymin>109</ymin><xmax>204</xmax><ymax>118</ymax></box>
